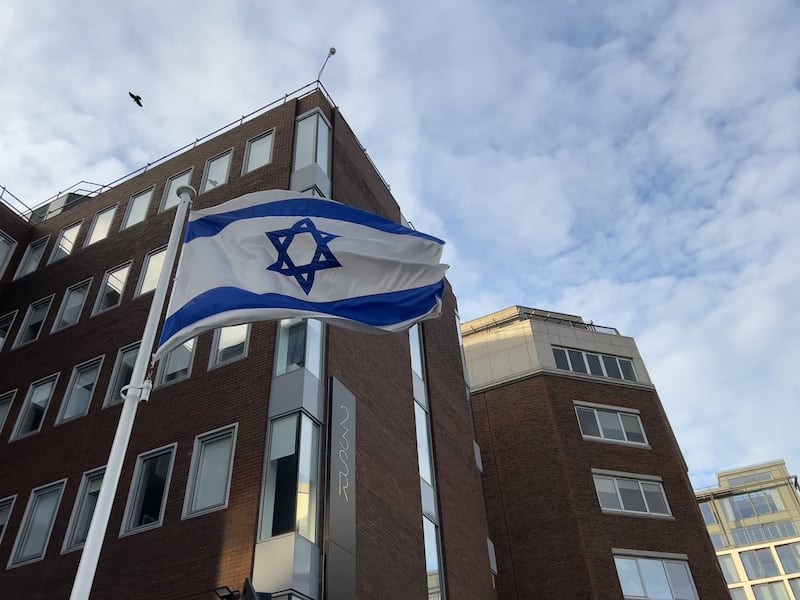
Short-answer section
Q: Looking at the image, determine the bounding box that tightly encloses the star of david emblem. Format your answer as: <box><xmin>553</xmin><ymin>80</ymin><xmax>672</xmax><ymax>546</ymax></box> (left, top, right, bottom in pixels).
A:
<box><xmin>266</xmin><ymin>218</ymin><xmax>342</xmax><ymax>294</ymax></box>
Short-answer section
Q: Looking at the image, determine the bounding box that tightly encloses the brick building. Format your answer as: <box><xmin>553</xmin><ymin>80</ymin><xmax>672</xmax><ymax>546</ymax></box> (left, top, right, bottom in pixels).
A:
<box><xmin>463</xmin><ymin>306</ymin><xmax>731</xmax><ymax>599</ymax></box>
<box><xmin>0</xmin><ymin>85</ymin><xmax>495</xmax><ymax>599</ymax></box>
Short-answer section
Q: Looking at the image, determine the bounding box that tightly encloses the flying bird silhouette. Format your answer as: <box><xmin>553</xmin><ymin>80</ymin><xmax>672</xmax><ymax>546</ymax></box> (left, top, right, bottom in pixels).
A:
<box><xmin>129</xmin><ymin>92</ymin><xmax>143</xmax><ymax>107</ymax></box>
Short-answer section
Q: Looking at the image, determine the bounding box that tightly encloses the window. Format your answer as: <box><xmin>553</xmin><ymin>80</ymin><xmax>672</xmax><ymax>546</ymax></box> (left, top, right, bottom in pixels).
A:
<box><xmin>157</xmin><ymin>338</ymin><xmax>195</xmax><ymax>385</ymax></box>
<box><xmin>57</xmin><ymin>356</ymin><xmax>104</xmax><ymax>424</ymax></box>
<box><xmin>275</xmin><ymin>318</ymin><xmax>306</xmax><ymax>375</ymax></box>
<box><xmin>710</xmin><ymin>533</ymin><xmax>730</xmax><ymax>549</ymax></box>
<box><xmin>84</xmin><ymin>205</ymin><xmax>117</xmax><ymax>246</ymax></box>
<box><xmin>293</xmin><ymin>111</ymin><xmax>331</xmax><ymax>175</ymax></box>
<box><xmin>122</xmin><ymin>188</ymin><xmax>152</xmax><ymax>229</ymax></box>
<box><xmin>93</xmin><ymin>262</ymin><xmax>131</xmax><ymax>314</ymax></box>
<box><xmin>0</xmin><ymin>390</ymin><xmax>15</xmax><ymax>434</ymax></box>
<box><xmin>415</xmin><ymin>403</ymin><xmax>434</xmax><ymax>485</ymax></box>
<box><xmin>777</xmin><ymin>542</ymin><xmax>800</xmax><ymax>574</ymax></box>
<box><xmin>728</xmin><ymin>472</ymin><xmax>773</xmax><ymax>487</ymax></box>
<box><xmin>183</xmin><ymin>425</ymin><xmax>237</xmax><ymax>517</ymax></box>
<box><xmin>210</xmin><ymin>324</ymin><xmax>250</xmax><ymax>367</ymax></box>
<box><xmin>13</xmin><ymin>295</ymin><xmax>54</xmax><ymax>348</ymax></box>
<box><xmin>553</xmin><ymin>346</ymin><xmax>637</xmax><ymax>381</ymax></box>
<box><xmin>200</xmin><ymin>150</ymin><xmax>232</xmax><ymax>193</ymax></box>
<box><xmin>423</xmin><ymin>516</ymin><xmax>444</xmax><ymax>600</ymax></box>
<box><xmin>14</xmin><ymin>236</ymin><xmax>48</xmax><ymax>279</ymax></box>
<box><xmin>52</xmin><ymin>279</ymin><xmax>91</xmax><ymax>332</ymax></box>
<box><xmin>121</xmin><ymin>444</ymin><xmax>176</xmax><ymax>534</ymax></box>
<box><xmin>8</xmin><ymin>480</ymin><xmax>66</xmax><ymax>567</ymax></box>
<box><xmin>698</xmin><ymin>501</ymin><xmax>716</xmax><ymax>525</ymax></box>
<box><xmin>0</xmin><ymin>229</ymin><xmax>16</xmax><ymax>278</ymax></box>
<box><xmin>740</xmin><ymin>548</ymin><xmax>780</xmax><ymax>579</ymax></box>
<box><xmin>789</xmin><ymin>580</ymin><xmax>800</xmax><ymax>598</ymax></box>
<box><xmin>593</xmin><ymin>473</ymin><xmax>671</xmax><ymax>516</ymax></box>
<box><xmin>721</xmin><ymin>489</ymin><xmax>785</xmax><ymax>521</ymax></box>
<box><xmin>136</xmin><ymin>247</ymin><xmax>166</xmax><ymax>296</ymax></box>
<box><xmin>575</xmin><ymin>404</ymin><xmax>647</xmax><ymax>445</ymax></box>
<box><xmin>731</xmin><ymin>521</ymin><xmax>797</xmax><ymax>545</ymax></box>
<box><xmin>752</xmin><ymin>581</ymin><xmax>791</xmax><ymax>600</ymax></box>
<box><xmin>243</xmin><ymin>131</ymin><xmax>274</xmax><ymax>174</ymax></box>
<box><xmin>160</xmin><ymin>169</ymin><xmax>192</xmax><ymax>212</ymax></box>
<box><xmin>1</xmin><ymin>310</ymin><xmax>17</xmax><ymax>351</ymax></box>
<box><xmin>614</xmin><ymin>555</ymin><xmax>698</xmax><ymax>600</ymax></box>
<box><xmin>49</xmin><ymin>221</ymin><xmax>82</xmax><ymax>263</ymax></box>
<box><xmin>730</xmin><ymin>588</ymin><xmax>747</xmax><ymax>600</ymax></box>
<box><xmin>104</xmin><ymin>342</ymin><xmax>139</xmax><ymax>407</ymax></box>
<box><xmin>0</xmin><ymin>496</ymin><xmax>16</xmax><ymax>546</ymax></box>
<box><xmin>63</xmin><ymin>468</ymin><xmax>104</xmax><ymax>551</ymax></box>
<box><xmin>11</xmin><ymin>374</ymin><xmax>59</xmax><ymax>440</ymax></box>
<box><xmin>260</xmin><ymin>413</ymin><xmax>320</xmax><ymax>542</ymax></box>
<box><xmin>718</xmin><ymin>554</ymin><xmax>739</xmax><ymax>584</ymax></box>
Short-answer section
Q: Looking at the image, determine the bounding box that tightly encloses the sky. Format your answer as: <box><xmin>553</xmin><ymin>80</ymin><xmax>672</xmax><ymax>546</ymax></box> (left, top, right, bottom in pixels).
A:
<box><xmin>1</xmin><ymin>0</ymin><xmax>798</xmax><ymax>489</ymax></box>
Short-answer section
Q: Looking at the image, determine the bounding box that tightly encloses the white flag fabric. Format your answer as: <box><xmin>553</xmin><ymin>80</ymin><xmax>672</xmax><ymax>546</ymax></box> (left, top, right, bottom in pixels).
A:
<box><xmin>154</xmin><ymin>190</ymin><xmax>448</xmax><ymax>360</ymax></box>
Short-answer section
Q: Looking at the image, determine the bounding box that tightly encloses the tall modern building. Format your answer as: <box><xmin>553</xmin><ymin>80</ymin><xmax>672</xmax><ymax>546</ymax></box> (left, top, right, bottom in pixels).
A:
<box><xmin>0</xmin><ymin>85</ymin><xmax>496</xmax><ymax>599</ymax></box>
<box><xmin>462</xmin><ymin>306</ymin><xmax>731</xmax><ymax>600</ymax></box>
<box><xmin>696</xmin><ymin>460</ymin><xmax>800</xmax><ymax>600</ymax></box>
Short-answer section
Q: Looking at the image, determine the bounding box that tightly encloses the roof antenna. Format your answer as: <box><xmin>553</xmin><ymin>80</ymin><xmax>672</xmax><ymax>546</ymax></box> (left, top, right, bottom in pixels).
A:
<box><xmin>317</xmin><ymin>47</ymin><xmax>336</xmax><ymax>81</ymax></box>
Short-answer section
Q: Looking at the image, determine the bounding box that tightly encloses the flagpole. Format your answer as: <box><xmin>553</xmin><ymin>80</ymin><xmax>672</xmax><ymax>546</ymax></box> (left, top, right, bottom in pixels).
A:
<box><xmin>70</xmin><ymin>185</ymin><xmax>196</xmax><ymax>600</ymax></box>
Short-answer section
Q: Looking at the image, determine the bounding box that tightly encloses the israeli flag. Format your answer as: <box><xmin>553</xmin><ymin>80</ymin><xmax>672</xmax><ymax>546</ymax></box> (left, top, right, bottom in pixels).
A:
<box><xmin>154</xmin><ymin>190</ymin><xmax>448</xmax><ymax>360</ymax></box>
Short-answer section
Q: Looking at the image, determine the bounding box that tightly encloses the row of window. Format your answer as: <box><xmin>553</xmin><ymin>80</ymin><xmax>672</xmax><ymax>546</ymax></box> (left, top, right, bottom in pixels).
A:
<box><xmin>0</xmin><ymin>423</ymin><xmax>237</xmax><ymax>569</ymax></box>
<box><xmin>0</xmin><ymin>324</ymin><xmax>251</xmax><ymax>442</ymax></box>
<box><xmin>709</xmin><ymin>520</ymin><xmax>798</xmax><ymax>549</ymax></box>
<box><xmin>4</xmin><ymin>128</ymin><xmax>276</xmax><ymax>283</ymax></box>
<box><xmin>699</xmin><ymin>489</ymin><xmax>787</xmax><ymax>526</ymax></box>
<box><xmin>553</xmin><ymin>346</ymin><xmax>638</xmax><ymax>382</ymax></box>
<box><xmin>720</xmin><ymin>544</ymin><xmax>800</xmax><ymax>600</ymax></box>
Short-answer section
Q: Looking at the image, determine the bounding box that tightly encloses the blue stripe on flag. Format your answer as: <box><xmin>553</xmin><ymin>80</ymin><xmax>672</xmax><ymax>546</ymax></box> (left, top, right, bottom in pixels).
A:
<box><xmin>185</xmin><ymin>198</ymin><xmax>444</xmax><ymax>245</ymax></box>
<box><xmin>158</xmin><ymin>280</ymin><xmax>445</xmax><ymax>345</ymax></box>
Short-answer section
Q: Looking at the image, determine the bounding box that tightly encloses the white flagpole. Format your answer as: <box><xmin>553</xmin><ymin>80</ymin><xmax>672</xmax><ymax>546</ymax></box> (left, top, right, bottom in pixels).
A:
<box><xmin>70</xmin><ymin>185</ymin><xmax>196</xmax><ymax>600</ymax></box>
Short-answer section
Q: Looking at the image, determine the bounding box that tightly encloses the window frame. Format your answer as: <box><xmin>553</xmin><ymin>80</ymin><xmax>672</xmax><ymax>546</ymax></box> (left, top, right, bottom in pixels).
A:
<box><xmin>92</xmin><ymin>261</ymin><xmax>132</xmax><ymax>315</ymax></box>
<box><xmin>135</xmin><ymin>246</ymin><xmax>167</xmax><ymax>297</ymax></box>
<box><xmin>13</xmin><ymin>236</ymin><xmax>50</xmax><ymax>280</ymax></box>
<box><xmin>182</xmin><ymin>424</ymin><xmax>238</xmax><ymax>519</ymax></box>
<box><xmin>7</xmin><ymin>479</ymin><xmax>67</xmax><ymax>568</ymax></box>
<box><xmin>51</xmin><ymin>278</ymin><xmax>92</xmax><ymax>333</ymax></box>
<box><xmin>593</xmin><ymin>471</ymin><xmax>672</xmax><ymax>517</ymax></box>
<box><xmin>242</xmin><ymin>130</ymin><xmax>275</xmax><ymax>175</ymax></box>
<box><xmin>120</xmin><ymin>443</ymin><xmax>177</xmax><ymax>536</ymax></box>
<box><xmin>574</xmin><ymin>401</ymin><xmax>649</xmax><ymax>446</ymax></box>
<box><xmin>200</xmin><ymin>148</ymin><xmax>233</xmax><ymax>193</ymax></box>
<box><xmin>292</xmin><ymin>110</ymin><xmax>331</xmax><ymax>176</ymax></box>
<box><xmin>752</xmin><ymin>581</ymin><xmax>791</xmax><ymax>600</ymax></box>
<box><xmin>0</xmin><ymin>494</ymin><xmax>17</xmax><ymax>548</ymax></box>
<box><xmin>209</xmin><ymin>324</ymin><xmax>251</xmax><ymax>369</ymax></box>
<box><xmin>613</xmin><ymin>552</ymin><xmax>698</xmax><ymax>600</ymax></box>
<box><xmin>740</xmin><ymin>547</ymin><xmax>781</xmax><ymax>580</ymax></box>
<box><xmin>159</xmin><ymin>168</ymin><xmax>193</xmax><ymax>212</ymax></box>
<box><xmin>0</xmin><ymin>228</ymin><xmax>17</xmax><ymax>279</ymax></box>
<box><xmin>121</xmin><ymin>187</ymin><xmax>153</xmax><ymax>230</ymax></box>
<box><xmin>12</xmin><ymin>295</ymin><xmax>55</xmax><ymax>349</ymax></box>
<box><xmin>61</xmin><ymin>466</ymin><xmax>105</xmax><ymax>553</ymax></box>
<box><xmin>48</xmin><ymin>220</ymin><xmax>82</xmax><ymax>264</ymax></box>
<box><xmin>553</xmin><ymin>346</ymin><xmax>638</xmax><ymax>382</ymax></box>
<box><xmin>84</xmin><ymin>204</ymin><xmax>117</xmax><ymax>247</ymax></box>
<box><xmin>0</xmin><ymin>389</ymin><xmax>17</xmax><ymax>435</ymax></box>
<box><xmin>1</xmin><ymin>310</ymin><xmax>18</xmax><ymax>352</ymax></box>
<box><xmin>56</xmin><ymin>355</ymin><xmax>105</xmax><ymax>425</ymax></box>
<box><xmin>155</xmin><ymin>337</ymin><xmax>196</xmax><ymax>387</ymax></box>
<box><xmin>10</xmin><ymin>373</ymin><xmax>60</xmax><ymax>441</ymax></box>
<box><xmin>103</xmin><ymin>341</ymin><xmax>140</xmax><ymax>408</ymax></box>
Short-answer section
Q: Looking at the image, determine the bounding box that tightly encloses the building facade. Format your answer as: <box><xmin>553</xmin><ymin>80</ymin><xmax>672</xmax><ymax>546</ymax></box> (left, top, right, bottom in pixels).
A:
<box><xmin>696</xmin><ymin>460</ymin><xmax>800</xmax><ymax>600</ymax></box>
<box><xmin>463</xmin><ymin>306</ymin><xmax>730</xmax><ymax>600</ymax></box>
<box><xmin>0</xmin><ymin>86</ymin><xmax>496</xmax><ymax>599</ymax></box>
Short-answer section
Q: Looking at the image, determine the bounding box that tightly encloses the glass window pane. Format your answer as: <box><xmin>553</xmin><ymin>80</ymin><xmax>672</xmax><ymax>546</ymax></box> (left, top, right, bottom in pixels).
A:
<box><xmin>742</xmin><ymin>548</ymin><xmax>780</xmax><ymax>579</ymax></box>
<box><xmin>719</xmin><ymin>555</ymin><xmax>739</xmax><ymax>584</ymax></box>
<box><xmin>269</xmin><ymin>414</ymin><xmax>298</xmax><ymax>460</ymax></box>
<box><xmin>777</xmin><ymin>543</ymin><xmax>800</xmax><ymax>574</ymax></box>
<box><xmin>1</xmin><ymin>312</ymin><xmax>15</xmax><ymax>350</ymax></box>
<box><xmin>293</xmin><ymin>115</ymin><xmax>317</xmax><ymax>171</ymax></box>
<box><xmin>262</xmin><ymin>414</ymin><xmax>299</xmax><ymax>539</ymax></box>
<box><xmin>50</xmin><ymin>222</ymin><xmax>81</xmax><ymax>262</ymax></box>
<box><xmin>0</xmin><ymin>391</ymin><xmax>14</xmax><ymax>434</ymax></box>
<box><xmin>61</xmin><ymin>359</ymin><xmax>101</xmax><ymax>422</ymax></box>
<box><xmin>0</xmin><ymin>231</ymin><xmax>15</xmax><ymax>277</ymax></box>
<box><xmin>415</xmin><ymin>403</ymin><xmax>433</xmax><ymax>484</ymax></box>
<box><xmin>68</xmin><ymin>471</ymin><xmax>103</xmax><ymax>548</ymax></box>
<box><xmin>161</xmin><ymin>170</ymin><xmax>192</xmax><ymax>211</ymax></box>
<box><xmin>597</xmin><ymin>410</ymin><xmax>625</xmax><ymax>440</ymax></box>
<box><xmin>214</xmin><ymin>324</ymin><xmax>248</xmax><ymax>365</ymax></box>
<box><xmin>16</xmin><ymin>486</ymin><xmax>61</xmax><ymax>562</ymax></box>
<box><xmin>567</xmin><ymin>350</ymin><xmax>587</xmax><ymax>373</ymax></box>
<box><xmin>17</xmin><ymin>298</ymin><xmax>51</xmax><ymax>345</ymax></box>
<box><xmin>641</xmin><ymin>482</ymin><xmax>669</xmax><ymax>514</ymax></box>
<box><xmin>789</xmin><ymin>579</ymin><xmax>800</xmax><ymax>598</ymax></box>
<box><xmin>296</xmin><ymin>416</ymin><xmax>319</xmax><ymax>542</ymax></box>
<box><xmin>553</xmin><ymin>347</ymin><xmax>569</xmax><ymax>370</ymax></box>
<box><xmin>423</xmin><ymin>517</ymin><xmax>442</xmax><ymax>595</ymax></box>
<box><xmin>664</xmin><ymin>561</ymin><xmax>697</xmax><ymax>600</ymax></box>
<box><xmin>576</xmin><ymin>407</ymin><xmax>601</xmax><ymax>437</ymax></box>
<box><xmin>699</xmin><ymin>502</ymin><xmax>716</xmax><ymax>525</ymax></box>
<box><xmin>161</xmin><ymin>338</ymin><xmax>194</xmax><ymax>383</ymax></box>
<box><xmin>86</xmin><ymin>206</ymin><xmax>116</xmax><ymax>245</ymax></box>
<box><xmin>619</xmin><ymin>359</ymin><xmax>637</xmax><ymax>381</ymax></box>
<box><xmin>638</xmin><ymin>558</ymin><xmax>672</xmax><ymax>599</ymax></box>
<box><xmin>617</xmin><ymin>479</ymin><xmax>648</xmax><ymax>512</ymax></box>
<box><xmin>276</xmin><ymin>319</ymin><xmax>306</xmax><ymax>375</ymax></box>
<box><xmin>305</xmin><ymin>319</ymin><xmax>323</xmax><ymax>379</ymax></box>
<box><xmin>602</xmin><ymin>355</ymin><xmax>622</xmax><ymax>378</ymax></box>
<box><xmin>730</xmin><ymin>588</ymin><xmax>747</xmax><ymax>600</ymax></box>
<box><xmin>615</xmin><ymin>557</ymin><xmax>644</xmax><ymax>597</ymax></box>
<box><xmin>192</xmin><ymin>432</ymin><xmax>234</xmax><ymax>512</ymax></box>
<box><xmin>16</xmin><ymin>238</ymin><xmax>47</xmax><ymax>278</ymax></box>
<box><xmin>107</xmin><ymin>344</ymin><xmax>139</xmax><ymax>406</ymax></box>
<box><xmin>753</xmin><ymin>582</ymin><xmax>790</xmax><ymax>600</ymax></box>
<box><xmin>620</xmin><ymin>413</ymin><xmax>646</xmax><ymax>443</ymax></box>
<box><xmin>129</xmin><ymin>450</ymin><xmax>172</xmax><ymax>529</ymax></box>
<box><xmin>585</xmin><ymin>353</ymin><xmax>604</xmax><ymax>376</ymax></box>
<box><xmin>317</xmin><ymin>116</ymin><xmax>330</xmax><ymax>175</ymax></box>
<box><xmin>16</xmin><ymin>377</ymin><xmax>56</xmax><ymax>437</ymax></box>
<box><xmin>409</xmin><ymin>325</ymin><xmax>425</xmax><ymax>379</ymax></box>
<box><xmin>123</xmin><ymin>189</ymin><xmax>152</xmax><ymax>229</ymax></box>
<box><xmin>594</xmin><ymin>476</ymin><xmax>621</xmax><ymax>510</ymax></box>
<box><xmin>0</xmin><ymin>497</ymin><xmax>14</xmax><ymax>540</ymax></box>
<box><xmin>95</xmin><ymin>265</ymin><xmax>130</xmax><ymax>313</ymax></box>
<box><xmin>201</xmin><ymin>152</ymin><xmax>232</xmax><ymax>193</ymax></box>
<box><xmin>54</xmin><ymin>281</ymin><xmax>90</xmax><ymax>331</ymax></box>
<box><xmin>138</xmin><ymin>248</ymin><xmax>166</xmax><ymax>295</ymax></box>
<box><xmin>245</xmin><ymin>132</ymin><xmax>273</xmax><ymax>173</ymax></box>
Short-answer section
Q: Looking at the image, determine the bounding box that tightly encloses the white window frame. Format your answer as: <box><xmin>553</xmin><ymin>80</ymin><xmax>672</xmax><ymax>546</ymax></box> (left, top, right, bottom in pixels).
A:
<box><xmin>613</xmin><ymin>551</ymin><xmax>698</xmax><ymax>600</ymax></box>
<box><xmin>182</xmin><ymin>424</ymin><xmax>238</xmax><ymax>519</ymax></box>
<box><xmin>553</xmin><ymin>346</ymin><xmax>638</xmax><ymax>382</ymax></box>
<box><xmin>156</xmin><ymin>338</ymin><xmax>196</xmax><ymax>387</ymax></box>
<box><xmin>292</xmin><ymin>110</ymin><xmax>331</xmax><ymax>175</ymax></box>
<box><xmin>135</xmin><ymin>246</ymin><xmax>167</xmax><ymax>297</ymax></box>
<box><xmin>1</xmin><ymin>309</ymin><xmax>19</xmax><ymax>352</ymax></box>
<box><xmin>8</xmin><ymin>479</ymin><xmax>67</xmax><ymax>568</ymax></box>
<box><xmin>0</xmin><ymin>228</ymin><xmax>17</xmax><ymax>278</ymax></box>
<box><xmin>159</xmin><ymin>168</ymin><xmax>193</xmax><ymax>212</ymax></box>
<box><xmin>12</xmin><ymin>294</ymin><xmax>55</xmax><ymax>349</ymax></box>
<box><xmin>62</xmin><ymin>466</ymin><xmax>105</xmax><ymax>553</ymax></box>
<box><xmin>48</xmin><ymin>221</ymin><xmax>82</xmax><ymax>263</ymax></box>
<box><xmin>209</xmin><ymin>324</ymin><xmax>251</xmax><ymax>369</ymax></box>
<box><xmin>0</xmin><ymin>389</ymin><xmax>17</xmax><ymax>435</ymax></box>
<box><xmin>121</xmin><ymin>187</ymin><xmax>153</xmax><ymax>230</ymax></box>
<box><xmin>593</xmin><ymin>471</ymin><xmax>672</xmax><ymax>517</ymax></box>
<box><xmin>13</xmin><ymin>236</ymin><xmax>49</xmax><ymax>280</ymax></box>
<box><xmin>120</xmin><ymin>443</ymin><xmax>177</xmax><ymax>536</ymax></box>
<box><xmin>84</xmin><ymin>204</ymin><xmax>117</xmax><ymax>247</ymax></box>
<box><xmin>200</xmin><ymin>149</ymin><xmax>233</xmax><ymax>193</ymax></box>
<box><xmin>242</xmin><ymin>130</ymin><xmax>274</xmax><ymax>175</ymax></box>
<box><xmin>10</xmin><ymin>373</ymin><xmax>60</xmax><ymax>441</ymax></box>
<box><xmin>103</xmin><ymin>341</ymin><xmax>140</xmax><ymax>408</ymax></box>
<box><xmin>92</xmin><ymin>261</ymin><xmax>132</xmax><ymax>315</ymax></box>
<box><xmin>56</xmin><ymin>355</ymin><xmax>105</xmax><ymax>424</ymax></box>
<box><xmin>51</xmin><ymin>278</ymin><xmax>92</xmax><ymax>333</ymax></box>
<box><xmin>0</xmin><ymin>494</ymin><xmax>17</xmax><ymax>548</ymax></box>
<box><xmin>574</xmin><ymin>401</ymin><xmax>649</xmax><ymax>446</ymax></box>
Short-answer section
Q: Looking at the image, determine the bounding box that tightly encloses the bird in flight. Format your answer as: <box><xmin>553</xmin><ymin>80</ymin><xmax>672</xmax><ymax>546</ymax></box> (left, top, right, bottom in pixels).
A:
<box><xmin>129</xmin><ymin>92</ymin><xmax>143</xmax><ymax>107</ymax></box>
